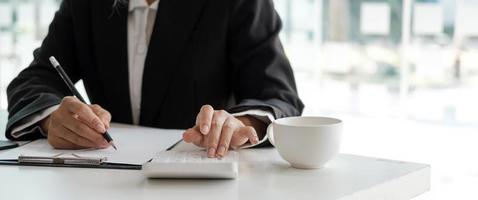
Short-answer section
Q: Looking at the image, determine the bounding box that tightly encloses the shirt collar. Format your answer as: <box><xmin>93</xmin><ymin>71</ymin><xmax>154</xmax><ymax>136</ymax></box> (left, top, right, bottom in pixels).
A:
<box><xmin>128</xmin><ymin>0</ymin><xmax>159</xmax><ymax>12</ymax></box>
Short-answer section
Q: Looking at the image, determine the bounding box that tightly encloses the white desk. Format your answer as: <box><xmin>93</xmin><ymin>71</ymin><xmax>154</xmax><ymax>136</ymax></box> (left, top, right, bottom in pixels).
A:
<box><xmin>0</xmin><ymin>143</ymin><xmax>429</xmax><ymax>200</ymax></box>
<box><xmin>0</xmin><ymin>111</ymin><xmax>429</xmax><ymax>200</ymax></box>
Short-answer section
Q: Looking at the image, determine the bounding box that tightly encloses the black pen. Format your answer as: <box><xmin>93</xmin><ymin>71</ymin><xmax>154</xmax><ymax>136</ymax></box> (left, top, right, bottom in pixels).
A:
<box><xmin>49</xmin><ymin>56</ymin><xmax>118</xmax><ymax>150</ymax></box>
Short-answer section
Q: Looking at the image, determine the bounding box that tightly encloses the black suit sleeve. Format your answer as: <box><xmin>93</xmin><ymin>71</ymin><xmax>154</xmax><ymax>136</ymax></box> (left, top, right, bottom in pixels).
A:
<box><xmin>5</xmin><ymin>0</ymin><xmax>80</xmax><ymax>140</ymax></box>
<box><xmin>226</xmin><ymin>0</ymin><xmax>304</xmax><ymax>118</ymax></box>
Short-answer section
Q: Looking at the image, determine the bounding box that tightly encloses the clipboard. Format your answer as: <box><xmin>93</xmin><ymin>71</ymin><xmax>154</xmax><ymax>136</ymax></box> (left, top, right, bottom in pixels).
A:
<box><xmin>0</xmin><ymin>154</ymin><xmax>142</xmax><ymax>170</ymax></box>
<box><xmin>0</xmin><ymin>123</ymin><xmax>184</xmax><ymax>170</ymax></box>
<box><xmin>0</xmin><ymin>140</ymin><xmax>182</xmax><ymax>170</ymax></box>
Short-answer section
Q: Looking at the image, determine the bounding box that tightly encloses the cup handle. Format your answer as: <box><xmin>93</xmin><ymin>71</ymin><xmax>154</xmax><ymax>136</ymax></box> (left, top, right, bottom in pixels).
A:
<box><xmin>267</xmin><ymin>124</ymin><xmax>275</xmax><ymax>147</ymax></box>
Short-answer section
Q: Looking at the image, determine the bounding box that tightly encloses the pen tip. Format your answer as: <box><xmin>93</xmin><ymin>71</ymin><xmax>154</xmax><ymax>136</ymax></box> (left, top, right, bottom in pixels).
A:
<box><xmin>111</xmin><ymin>143</ymin><xmax>118</xmax><ymax>150</ymax></box>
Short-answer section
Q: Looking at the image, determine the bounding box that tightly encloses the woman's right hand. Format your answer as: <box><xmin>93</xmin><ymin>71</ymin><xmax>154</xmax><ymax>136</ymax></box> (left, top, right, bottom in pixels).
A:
<box><xmin>40</xmin><ymin>96</ymin><xmax>112</xmax><ymax>149</ymax></box>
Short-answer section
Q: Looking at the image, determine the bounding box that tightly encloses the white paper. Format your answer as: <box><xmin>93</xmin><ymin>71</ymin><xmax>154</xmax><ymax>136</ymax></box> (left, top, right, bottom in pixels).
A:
<box><xmin>0</xmin><ymin>33</ymin><xmax>13</xmax><ymax>57</ymax></box>
<box><xmin>40</xmin><ymin>1</ymin><xmax>58</xmax><ymax>30</ymax></box>
<box><xmin>413</xmin><ymin>3</ymin><xmax>443</xmax><ymax>35</ymax></box>
<box><xmin>0</xmin><ymin>4</ymin><xmax>12</xmax><ymax>26</ymax></box>
<box><xmin>17</xmin><ymin>3</ymin><xmax>35</xmax><ymax>30</ymax></box>
<box><xmin>360</xmin><ymin>3</ymin><xmax>391</xmax><ymax>35</ymax></box>
<box><xmin>0</xmin><ymin>123</ymin><xmax>183</xmax><ymax>165</ymax></box>
<box><xmin>456</xmin><ymin>3</ymin><xmax>478</xmax><ymax>36</ymax></box>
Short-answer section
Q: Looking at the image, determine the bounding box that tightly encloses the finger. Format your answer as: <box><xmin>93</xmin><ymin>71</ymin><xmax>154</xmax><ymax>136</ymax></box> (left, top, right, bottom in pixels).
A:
<box><xmin>90</xmin><ymin>104</ymin><xmax>112</xmax><ymax>129</ymax></box>
<box><xmin>216</xmin><ymin>117</ymin><xmax>236</xmax><ymax>157</ymax></box>
<box><xmin>61</xmin><ymin>114</ymin><xmax>109</xmax><ymax>147</ymax></box>
<box><xmin>183</xmin><ymin>128</ymin><xmax>205</xmax><ymax>147</ymax></box>
<box><xmin>196</xmin><ymin>105</ymin><xmax>214</xmax><ymax>135</ymax></box>
<box><xmin>55</xmin><ymin>125</ymin><xmax>99</xmax><ymax>148</ymax></box>
<box><xmin>207</xmin><ymin>110</ymin><xmax>228</xmax><ymax>157</ymax></box>
<box><xmin>62</xmin><ymin>97</ymin><xmax>106</xmax><ymax>133</ymax></box>
<box><xmin>230</xmin><ymin>126</ymin><xmax>259</xmax><ymax>149</ymax></box>
<box><xmin>229</xmin><ymin>132</ymin><xmax>249</xmax><ymax>149</ymax></box>
<box><xmin>48</xmin><ymin>134</ymin><xmax>81</xmax><ymax>150</ymax></box>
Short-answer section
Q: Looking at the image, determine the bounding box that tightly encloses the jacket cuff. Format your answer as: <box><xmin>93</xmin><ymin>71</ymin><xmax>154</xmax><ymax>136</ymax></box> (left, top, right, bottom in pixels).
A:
<box><xmin>6</xmin><ymin>93</ymin><xmax>62</xmax><ymax>141</ymax></box>
<box><xmin>10</xmin><ymin>105</ymin><xmax>60</xmax><ymax>139</ymax></box>
<box><xmin>231</xmin><ymin>109</ymin><xmax>275</xmax><ymax>149</ymax></box>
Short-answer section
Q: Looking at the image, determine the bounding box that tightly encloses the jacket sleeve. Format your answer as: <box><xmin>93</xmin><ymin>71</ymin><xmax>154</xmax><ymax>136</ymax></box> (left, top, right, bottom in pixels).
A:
<box><xmin>226</xmin><ymin>0</ymin><xmax>304</xmax><ymax>119</ymax></box>
<box><xmin>5</xmin><ymin>0</ymin><xmax>80</xmax><ymax>140</ymax></box>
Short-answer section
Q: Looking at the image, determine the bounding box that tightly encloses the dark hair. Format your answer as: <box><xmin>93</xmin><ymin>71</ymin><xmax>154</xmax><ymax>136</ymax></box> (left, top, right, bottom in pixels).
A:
<box><xmin>110</xmin><ymin>0</ymin><xmax>127</xmax><ymax>18</ymax></box>
<box><xmin>113</xmin><ymin>0</ymin><xmax>127</xmax><ymax>8</ymax></box>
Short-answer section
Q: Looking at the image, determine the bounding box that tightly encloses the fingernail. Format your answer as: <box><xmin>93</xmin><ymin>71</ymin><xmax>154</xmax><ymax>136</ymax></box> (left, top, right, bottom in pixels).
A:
<box><xmin>207</xmin><ymin>147</ymin><xmax>216</xmax><ymax>158</ymax></box>
<box><xmin>182</xmin><ymin>135</ymin><xmax>190</xmax><ymax>143</ymax></box>
<box><xmin>253</xmin><ymin>136</ymin><xmax>259</xmax><ymax>144</ymax></box>
<box><xmin>100</xmin><ymin>142</ymin><xmax>109</xmax><ymax>148</ymax></box>
<box><xmin>200</xmin><ymin>125</ymin><xmax>209</xmax><ymax>135</ymax></box>
<box><xmin>216</xmin><ymin>146</ymin><xmax>226</xmax><ymax>157</ymax></box>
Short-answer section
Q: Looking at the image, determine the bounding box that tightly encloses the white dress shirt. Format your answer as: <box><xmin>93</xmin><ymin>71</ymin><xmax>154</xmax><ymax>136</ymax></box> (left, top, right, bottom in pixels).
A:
<box><xmin>11</xmin><ymin>0</ymin><xmax>274</xmax><ymax>147</ymax></box>
<box><xmin>128</xmin><ymin>0</ymin><xmax>159</xmax><ymax>125</ymax></box>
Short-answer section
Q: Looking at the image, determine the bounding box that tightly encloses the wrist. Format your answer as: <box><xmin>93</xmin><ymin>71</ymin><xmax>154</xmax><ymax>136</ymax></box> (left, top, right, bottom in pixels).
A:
<box><xmin>40</xmin><ymin>116</ymin><xmax>52</xmax><ymax>135</ymax></box>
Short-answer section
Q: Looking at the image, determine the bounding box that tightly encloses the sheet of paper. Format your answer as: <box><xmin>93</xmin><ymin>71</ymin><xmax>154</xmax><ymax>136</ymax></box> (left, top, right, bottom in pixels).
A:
<box><xmin>413</xmin><ymin>3</ymin><xmax>443</xmax><ymax>35</ymax></box>
<box><xmin>0</xmin><ymin>33</ymin><xmax>13</xmax><ymax>55</ymax></box>
<box><xmin>17</xmin><ymin>3</ymin><xmax>35</xmax><ymax>30</ymax></box>
<box><xmin>40</xmin><ymin>2</ymin><xmax>58</xmax><ymax>29</ymax></box>
<box><xmin>0</xmin><ymin>123</ymin><xmax>183</xmax><ymax>165</ymax></box>
<box><xmin>456</xmin><ymin>3</ymin><xmax>478</xmax><ymax>36</ymax></box>
<box><xmin>0</xmin><ymin>3</ymin><xmax>12</xmax><ymax>26</ymax></box>
<box><xmin>360</xmin><ymin>2</ymin><xmax>391</xmax><ymax>35</ymax></box>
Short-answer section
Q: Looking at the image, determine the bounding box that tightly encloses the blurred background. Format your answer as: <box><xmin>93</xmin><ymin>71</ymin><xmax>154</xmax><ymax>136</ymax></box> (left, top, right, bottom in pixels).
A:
<box><xmin>0</xmin><ymin>0</ymin><xmax>477</xmax><ymax>199</ymax></box>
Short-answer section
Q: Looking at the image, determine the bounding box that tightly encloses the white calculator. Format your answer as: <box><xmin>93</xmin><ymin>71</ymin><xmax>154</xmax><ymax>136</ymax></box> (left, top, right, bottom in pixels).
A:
<box><xmin>143</xmin><ymin>151</ymin><xmax>239</xmax><ymax>179</ymax></box>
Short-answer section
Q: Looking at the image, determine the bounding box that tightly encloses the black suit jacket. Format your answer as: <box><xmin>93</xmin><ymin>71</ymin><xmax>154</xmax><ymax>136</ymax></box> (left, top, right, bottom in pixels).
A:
<box><xmin>5</xmin><ymin>0</ymin><xmax>304</xmax><ymax>140</ymax></box>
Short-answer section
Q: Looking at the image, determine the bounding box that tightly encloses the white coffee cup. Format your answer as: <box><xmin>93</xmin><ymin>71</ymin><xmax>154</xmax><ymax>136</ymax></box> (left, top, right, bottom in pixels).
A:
<box><xmin>268</xmin><ymin>116</ymin><xmax>343</xmax><ymax>169</ymax></box>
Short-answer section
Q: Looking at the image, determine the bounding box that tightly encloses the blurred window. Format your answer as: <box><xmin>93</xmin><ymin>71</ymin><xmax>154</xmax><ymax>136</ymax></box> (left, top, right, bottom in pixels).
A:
<box><xmin>0</xmin><ymin>0</ymin><xmax>477</xmax><ymax>125</ymax></box>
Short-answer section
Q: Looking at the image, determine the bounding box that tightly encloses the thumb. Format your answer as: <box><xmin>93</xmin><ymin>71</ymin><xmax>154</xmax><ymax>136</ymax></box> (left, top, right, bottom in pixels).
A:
<box><xmin>230</xmin><ymin>126</ymin><xmax>259</xmax><ymax>148</ymax></box>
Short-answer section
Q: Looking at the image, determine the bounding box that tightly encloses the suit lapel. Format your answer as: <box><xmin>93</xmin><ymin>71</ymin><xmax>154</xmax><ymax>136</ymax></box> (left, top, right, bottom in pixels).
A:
<box><xmin>140</xmin><ymin>0</ymin><xmax>206</xmax><ymax>125</ymax></box>
<box><xmin>91</xmin><ymin>0</ymin><xmax>133</xmax><ymax>123</ymax></box>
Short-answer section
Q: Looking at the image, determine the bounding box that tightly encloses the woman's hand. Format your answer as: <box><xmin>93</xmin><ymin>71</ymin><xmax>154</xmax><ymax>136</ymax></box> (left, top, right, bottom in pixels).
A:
<box><xmin>41</xmin><ymin>96</ymin><xmax>111</xmax><ymax>149</ymax></box>
<box><xmin>183</xmin><ymin>105</ymin><xmax>267</xmax><ymax>158</ymax></box>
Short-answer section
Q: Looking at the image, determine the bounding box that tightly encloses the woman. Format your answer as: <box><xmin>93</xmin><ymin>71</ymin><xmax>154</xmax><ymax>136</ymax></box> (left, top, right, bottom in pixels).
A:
<box><xmin>6</xmin><ymin>0</ymin><xmax>303</xmax><ymax>158</ymax></box>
